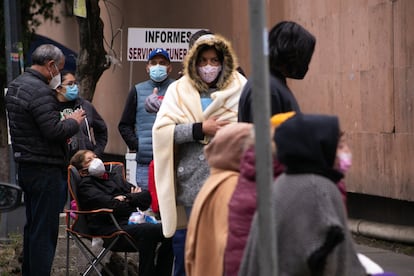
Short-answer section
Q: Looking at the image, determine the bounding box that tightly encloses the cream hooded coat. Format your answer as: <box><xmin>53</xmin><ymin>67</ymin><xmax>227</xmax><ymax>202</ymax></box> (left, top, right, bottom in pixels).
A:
<box><xmin>152</xmin><ymin>34</ymin><xmax>246</xmax><ymax>237</ymax></box>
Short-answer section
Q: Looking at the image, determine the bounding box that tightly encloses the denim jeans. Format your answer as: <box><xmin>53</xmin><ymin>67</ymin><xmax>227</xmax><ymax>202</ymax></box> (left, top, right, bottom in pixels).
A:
<box><xmin>173</xmin><ymin>207</ymin><xmax>192</xmax><ymax>276</ymax></box>
<box><xmin>18</xmin><ymin>163</ymin><xmax>66</xmax><ymax>276</ymax></box>
<box><xmin>173</xmin><ymin>229</ymin><xmax>187</xmax><ymax>276</ymax></box>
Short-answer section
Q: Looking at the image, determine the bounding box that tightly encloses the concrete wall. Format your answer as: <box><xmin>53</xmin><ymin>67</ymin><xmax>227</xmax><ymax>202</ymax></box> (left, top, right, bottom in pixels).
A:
<box><xmin>35</xmin><ymin>0</ymin><xmax>414</xmax><ymax>201</ymax></box>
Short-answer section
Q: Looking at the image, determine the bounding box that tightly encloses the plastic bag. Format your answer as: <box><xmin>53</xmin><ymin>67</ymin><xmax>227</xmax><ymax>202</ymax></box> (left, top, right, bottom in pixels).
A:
<box><xmin>128</xmin><ymin>210</ymin><xmax>158</xmax><ymax>225</ymax></box>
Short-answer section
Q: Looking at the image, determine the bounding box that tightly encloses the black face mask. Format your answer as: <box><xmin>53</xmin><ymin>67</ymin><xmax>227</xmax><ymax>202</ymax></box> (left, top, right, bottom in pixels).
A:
<box><xmin>285</xmin><ymin>64</ymin><xmax>309</xmax><ymax>80</ymax></box>
<box><xmin>283</xmin><ymin>50</ymin><xmax>313</xmax><ymax>79</ymax></box>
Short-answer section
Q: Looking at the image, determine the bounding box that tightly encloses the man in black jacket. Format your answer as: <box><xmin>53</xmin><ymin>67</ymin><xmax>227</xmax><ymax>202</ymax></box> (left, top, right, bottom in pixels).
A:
<box><xmin>238</xmin><ymin>21</ymin><xmax>316</xmax><ymax>123</ymax></box>
<box><xmin>5</xmin><ymin>44</ymin><xmax>85</xmax><ymax>276</ymax></box>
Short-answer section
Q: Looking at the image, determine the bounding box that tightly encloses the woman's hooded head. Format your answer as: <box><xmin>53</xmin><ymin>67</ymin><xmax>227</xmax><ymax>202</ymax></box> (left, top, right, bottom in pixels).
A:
<box><xmin>274</xmin><ymin>113</ymin><xmax>343</xmax><ymax>183</ymax></box>
<box><xmin>204</xmin><ymin>123</ymin><xmax>253</xmax><ymax>171</ymax></box>
<box><xmin>184</xmin><ymin>34</ymin><xmax>239</xmax><ymax>92</ymax></box>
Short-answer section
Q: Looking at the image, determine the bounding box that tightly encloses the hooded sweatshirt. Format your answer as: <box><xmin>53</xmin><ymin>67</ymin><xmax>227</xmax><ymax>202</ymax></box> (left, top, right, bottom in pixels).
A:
<box><xmin>152</xmin><ymin>34</ymin><xmax>247</xmax><ymax>237</ymax></box>
<box><xmin>239</xmin><ymin>113</ymin><xmax>366</xmax><ymax>276</ymax></box>
<box><xmin>238</xmin><ymin>21</ymin><xmax>316</xmax><ymax>123</ymax></box>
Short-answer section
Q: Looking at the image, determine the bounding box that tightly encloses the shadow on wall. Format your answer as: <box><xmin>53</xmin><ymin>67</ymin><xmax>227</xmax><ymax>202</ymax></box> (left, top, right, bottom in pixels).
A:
<box><xmin>347</xmin><ymin>192</ymin><xmax>414</xmax><ymax>226</ymax></box>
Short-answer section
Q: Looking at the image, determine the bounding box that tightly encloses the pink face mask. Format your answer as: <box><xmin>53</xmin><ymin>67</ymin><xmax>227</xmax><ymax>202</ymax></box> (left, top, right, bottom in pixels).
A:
<box><xmin>337</xmin><ymin>152</ymin><xmax>352</xmax><ymax>173</ymax></box>
<box><xmin>197</xmin><ymin>64</ymin><xmax>222</xmax><ymax>83</ymax></box>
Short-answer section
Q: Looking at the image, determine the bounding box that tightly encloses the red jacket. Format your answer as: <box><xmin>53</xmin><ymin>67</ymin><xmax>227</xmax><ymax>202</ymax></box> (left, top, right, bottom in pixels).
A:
<box><xmin>148</xmin><ymin>160</ymin><xmax>159</xmax><ymax>212</ymax></box>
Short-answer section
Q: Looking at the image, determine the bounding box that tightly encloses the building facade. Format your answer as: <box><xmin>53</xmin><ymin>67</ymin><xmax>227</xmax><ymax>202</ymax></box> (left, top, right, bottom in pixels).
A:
<box><xmin>36</xmin><ymin>0</ymin><xmax>414</xmax><ymax>207</ymax></box>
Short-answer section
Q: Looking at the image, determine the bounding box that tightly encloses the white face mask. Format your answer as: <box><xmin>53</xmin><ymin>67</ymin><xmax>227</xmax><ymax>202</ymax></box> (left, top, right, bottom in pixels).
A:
<box><xmin>49</xmin><ymin>64</ymin><xmax>61</xmax><ymax>89</ymax></box>
<box><xmin>88</xmin><ymin>158</ymin><xmax>106</xmax><ymax>177</ymax></box>
<box><xmin>197</xmin><ymin>64</ymin><xmax>222</xmax><ymax>84</ymax></box>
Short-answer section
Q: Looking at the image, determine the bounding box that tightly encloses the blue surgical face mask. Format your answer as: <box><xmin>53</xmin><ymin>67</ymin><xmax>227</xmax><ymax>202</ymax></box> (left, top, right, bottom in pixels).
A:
<box><xmin>149</xmin><ymin>65</ymin><xmax>168</xmax><ymax>82</ymax></box>
<box><xmin>64</xmin><ymin>84</ymin><xmax>79</xmax><ymax>101</ymax></box>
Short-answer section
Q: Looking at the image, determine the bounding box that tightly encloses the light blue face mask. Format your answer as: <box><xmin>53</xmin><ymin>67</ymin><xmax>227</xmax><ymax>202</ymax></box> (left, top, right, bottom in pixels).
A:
<box><xmin>64</xmin><ymin>84</ymin><xmax>79</xmax><ymax>101</ymax></box>
<box><xmin>200</xmin><ymin>98</ymin><xmax>213</xmax><ymax>111</ymax></box>
<box><xmin>149</xmin><ymin>65</ymin><xmax>168</xmax><ymax>82</ymax></box>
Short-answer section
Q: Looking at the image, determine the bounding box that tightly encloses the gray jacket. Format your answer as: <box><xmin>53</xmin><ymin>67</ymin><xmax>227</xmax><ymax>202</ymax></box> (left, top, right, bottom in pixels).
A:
<box><xmin>239</xmin><ymin>173</ymin><xmax>366</xmax><ymax>276</ymax></box>
<box><xmin>174</xmin><ymin>124</ymin><xmax>209</xmax><ymax>206</ymax></box>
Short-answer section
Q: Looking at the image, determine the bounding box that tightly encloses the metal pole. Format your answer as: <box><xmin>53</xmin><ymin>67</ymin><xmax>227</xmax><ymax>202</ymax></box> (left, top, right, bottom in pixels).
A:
<box><xmin>248</xmin><ymin>0</ymin><xmax>277</xmax><ymax>275</ymax></box>
<box><xmin>4</xmin><ymin>3</ymin><xmax>19</xmax><ymax>191</ymax></box>
<box><xmin>2</xmin><ymin>0</ymin><xmax>23</xmax><ymax>240</ymax></box>
<box><xmin>4</xmin><ymin>0</ymin><xmax>22</xmax><ymax>186</ymax></box>
<box><xmin>4</xmin><ymin>0</ymin><xmax>22</xmax><ymax>86</ymax></box>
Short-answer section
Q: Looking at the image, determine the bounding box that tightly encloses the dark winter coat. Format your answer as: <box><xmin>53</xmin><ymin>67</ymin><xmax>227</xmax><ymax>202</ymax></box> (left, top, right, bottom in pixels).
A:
<box><xmin>77</xmin><ymin>173</ymin><xmax>151</xmax><ymax>235</ymax></box>
<box><xmin>5</xmin><ymin>68</ymin><xmax>79</xmax><ymax>166</ymax></box>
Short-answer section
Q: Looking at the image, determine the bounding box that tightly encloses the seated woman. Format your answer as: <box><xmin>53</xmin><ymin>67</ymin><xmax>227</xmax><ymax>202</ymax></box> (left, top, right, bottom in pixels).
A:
<box><xmin>70</xmin><ymin>150</ymin><xmax>173</xmax><ymax>276</ymax></box>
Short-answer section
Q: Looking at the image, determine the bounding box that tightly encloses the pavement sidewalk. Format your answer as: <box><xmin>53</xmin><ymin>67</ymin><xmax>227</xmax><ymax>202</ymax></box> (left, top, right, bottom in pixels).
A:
<box><xmin>355</xmin><ymin>243</ymin><xmax>414</xmax><ymax>276</ymax></box>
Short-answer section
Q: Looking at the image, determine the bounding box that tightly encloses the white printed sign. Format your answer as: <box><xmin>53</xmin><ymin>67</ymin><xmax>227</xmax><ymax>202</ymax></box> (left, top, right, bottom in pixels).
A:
<box><xmin>127</xmin><ymin>28</ymin><xmax>203</xmax><ymax>62</ymax></box>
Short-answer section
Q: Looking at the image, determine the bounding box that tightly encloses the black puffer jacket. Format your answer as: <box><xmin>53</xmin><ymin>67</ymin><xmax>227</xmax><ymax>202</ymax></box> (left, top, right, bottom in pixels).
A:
<box><xmin>6</xmin><ymin>68</ymin><xmax>80</xmax><ymax>166</ymax></box>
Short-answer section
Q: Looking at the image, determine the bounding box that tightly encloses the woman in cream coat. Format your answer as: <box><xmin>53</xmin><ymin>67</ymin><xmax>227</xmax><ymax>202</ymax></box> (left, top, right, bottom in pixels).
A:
<box><xmin>152</xmin><ymin>34</ymin><xmax>246</xmax><ymax>238</ymax></box>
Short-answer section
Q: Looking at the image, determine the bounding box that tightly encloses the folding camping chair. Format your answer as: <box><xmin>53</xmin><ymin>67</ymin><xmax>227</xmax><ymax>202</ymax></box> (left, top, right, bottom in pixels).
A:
<box><xmin>65</xmin><ymin>162</ymin><xmax>139</xmax><ymax>276</ymax></box>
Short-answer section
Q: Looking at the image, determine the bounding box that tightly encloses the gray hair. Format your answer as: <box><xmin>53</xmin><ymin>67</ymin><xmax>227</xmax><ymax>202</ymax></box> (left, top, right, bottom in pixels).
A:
<box><xmin>31</xmin><ymin>44</ymin><xmax>64</xmax><ymax>66</ymax></box>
